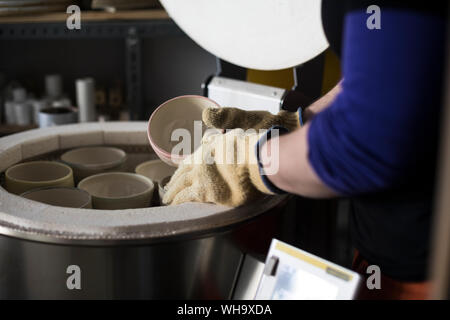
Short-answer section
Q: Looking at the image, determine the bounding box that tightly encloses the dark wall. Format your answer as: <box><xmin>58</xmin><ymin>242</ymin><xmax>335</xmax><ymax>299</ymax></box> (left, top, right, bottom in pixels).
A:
<box><xmin>142</xmin><ymin>36</ymin><xmax>217</xmax><ymax>119</ymax></box>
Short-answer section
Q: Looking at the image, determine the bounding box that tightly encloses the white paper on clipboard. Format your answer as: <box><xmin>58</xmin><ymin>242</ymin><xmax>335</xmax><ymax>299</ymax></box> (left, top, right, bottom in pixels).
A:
<box><xmin>255</xmin><ymin>239</ymin><xmax>361</xmax><ymax>300</ymax></box>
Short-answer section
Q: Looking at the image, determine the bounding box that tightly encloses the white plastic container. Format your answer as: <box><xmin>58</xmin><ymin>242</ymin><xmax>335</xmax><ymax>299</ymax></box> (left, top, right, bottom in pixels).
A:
<box><xmin>45</xmin><ymin>74</ymin><xmax>63</xmax><ymax>99</ymax></box>
<box><xmin>31</xmin><ymin>99</ymin><xmax>49</xmax><ymax>125</ymax></box>
<box><xmin>6</xmin><ymin>88</ymin><xmax>32</xmax><ymax>125</ymax></box>
<box><xmin>76</xmin><ymin>78</ymin><xmax>96</xmax><ymax>122</ymax></box>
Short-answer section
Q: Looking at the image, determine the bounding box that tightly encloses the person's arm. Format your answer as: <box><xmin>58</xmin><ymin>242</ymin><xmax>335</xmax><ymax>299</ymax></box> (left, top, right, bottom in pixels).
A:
<box><xmin>259</xmin><ymin>81</ymin><xmax>343</xmax><ymax>197</ymax></box>
<box><xmin>260</xmin><ymin>123</ymin><xmax>338</xmax><ymax>197</ymax></box>
<box><xmin>259</xmin><ymin>8</ymin><xmax>445</xmax><ymax>198</ymax></box>
<box><xmin>303</xmin><ymin>80</ymin><xmax>342</xmax><ymax>122</ymax></box>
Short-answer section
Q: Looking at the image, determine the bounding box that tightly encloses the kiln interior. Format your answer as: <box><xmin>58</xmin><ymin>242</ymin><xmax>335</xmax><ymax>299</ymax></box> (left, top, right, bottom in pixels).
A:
<box><xmin>0</xmin><ymin>122</ymin><xmax>286</xmax><ymax>244</ymax></box>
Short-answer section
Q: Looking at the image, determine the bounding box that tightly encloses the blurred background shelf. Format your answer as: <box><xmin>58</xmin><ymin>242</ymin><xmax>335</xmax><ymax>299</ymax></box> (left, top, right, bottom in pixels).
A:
<box><xmin>0</xmin><ymin>9</ymin><xmax>169</xmax><ymax>24</ymax></box>
<box><xmin>0</xmin><ymin>9</ymin><xmax>182</xmax><ymax>40</ymax></box>
<box><xmin>0</xmin><ymin>7</ymin><xmax>216</xmax><ymax>122</ymax></box>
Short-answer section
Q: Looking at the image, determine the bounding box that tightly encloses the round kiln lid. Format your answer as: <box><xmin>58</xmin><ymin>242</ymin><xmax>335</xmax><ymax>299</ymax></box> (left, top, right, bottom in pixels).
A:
<box><xmin>0</xmin><ymin>122</ymin><xmax>287</xmax><ymax>245</ymax></box>
<box><xmin>160</xmin><ymin>0</ymin><xmax>329</xmax><ymax>70</ymax></box>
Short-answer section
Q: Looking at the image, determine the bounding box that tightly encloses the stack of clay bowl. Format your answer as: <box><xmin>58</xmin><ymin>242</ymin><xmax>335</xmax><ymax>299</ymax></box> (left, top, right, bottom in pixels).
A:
<box><xmin>4</xmin><ymin>160</ymin><xmax>92</xmax><ymax>208</ymax></box>
<box><xmin>4</xmin><ymin>145</ymin><xmax>155</xmax><ymax>210</ymax></box>
<box><xmin>62</xmin><ymin>146</ymin><xmax>154</xmax><ymax>210</ymax></box>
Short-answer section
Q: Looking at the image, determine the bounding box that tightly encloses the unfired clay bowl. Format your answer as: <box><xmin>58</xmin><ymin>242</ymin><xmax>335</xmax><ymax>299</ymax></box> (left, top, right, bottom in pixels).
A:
<box><xmin>147</xmin><ymin>95</ymin><xmax>220</xmax><ymax>166</ymax></box>
<box><xmin>78</xmin><ymin>172</ymin><xmax>154</xmax><ymax>210</ymax></box>
<box><xmin>5</xmin><ymin>161</ymin><xmax>74</xmax><ymax>195</ymax></box>
<box><xmin>21</xmin><ymin>186</ymin><xmax>92</xmax><ymax>209</ymax></box>
<box><xmin>135</xmin><ymin>159</ymin><xmax>176</xmax><ymax>185</ymax></box>
<box><xmin>61</xmin><ymin>146</ymin><xmax>127</xmax><ymax>182</ymax></box>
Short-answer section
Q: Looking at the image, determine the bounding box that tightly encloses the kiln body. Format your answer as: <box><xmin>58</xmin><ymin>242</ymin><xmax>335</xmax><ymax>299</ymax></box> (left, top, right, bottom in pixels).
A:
<box><xmin>0</xmin><ymin>123</ymin><xmax>288</xmax><ymax>299</ymax></box>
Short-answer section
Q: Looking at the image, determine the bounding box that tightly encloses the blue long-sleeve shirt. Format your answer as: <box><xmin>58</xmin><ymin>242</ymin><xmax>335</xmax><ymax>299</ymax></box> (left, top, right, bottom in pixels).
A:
<box><xmin>308</xmin><ymin>8</ymin><xmax>446</xmax><ymax>196</ymax></box>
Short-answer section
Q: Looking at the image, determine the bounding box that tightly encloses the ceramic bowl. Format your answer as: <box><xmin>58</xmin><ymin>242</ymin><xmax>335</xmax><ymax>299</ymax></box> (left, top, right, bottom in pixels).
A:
<box><xmin>21</xmin><ymin>186</ymin><xmax>92</xmax><ymax>209</ymax></box>
<box><xmin>78</xmin><ymin>172</ymin><xmax>154</xmax><ymax>210</ymax></box>
<box><xmin>135</xmin><ymin>159</ymin><xmax>176</xmax><ymax>185</ymax></box>
<box><xmin>61</xmin><ymin>146</ymin><xmax>127</xmax><ymax>182</ymax></box>
<box><xmin>158</xmin><ymin>175</ymin><xmax>171</xmax><ymax>205</ymax></box>
<box><xmin>147</xmin><ymin>95</ymin><xmax>220</xmax><ymax>166</ymax></box>
<box><xmin>5</xmin><ymin>161</ymin><xmax>74</xmax><ymax>195</ymax></box>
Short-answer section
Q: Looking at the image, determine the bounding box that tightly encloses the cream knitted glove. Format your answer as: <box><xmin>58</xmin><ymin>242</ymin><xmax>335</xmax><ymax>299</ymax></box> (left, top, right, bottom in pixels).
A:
<box><xmin>162</xmin><ymin>129</ymin><xmax>271</xmax><ymax>207</ymax></box>
<box><xmin>202</xmin><ymin>107</ymin><xmax>301</xmax><ymax>131</ymax></box>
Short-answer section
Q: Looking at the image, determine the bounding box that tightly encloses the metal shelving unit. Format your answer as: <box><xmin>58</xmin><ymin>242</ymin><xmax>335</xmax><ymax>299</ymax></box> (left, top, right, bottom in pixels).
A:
<box><xmin>0</xmin><ymin>10</ymin><xmax>185</xmax><ymax>119</ymax></box>
<box><xmin>0</xmin><ymin>19</ymin><xmax>182</xmax><ymax>39</ymax></box>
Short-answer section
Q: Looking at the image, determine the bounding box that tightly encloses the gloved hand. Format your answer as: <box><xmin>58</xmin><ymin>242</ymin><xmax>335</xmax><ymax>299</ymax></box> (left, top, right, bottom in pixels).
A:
<box><xmin>162</xmin><ymin>128</ymin><xmax>272</xmax><ymax>207</ymax></box>
<box><xmin>202</xmin><ymin>107</ymin><xmax>301</xmax><ymax>131</ymax></box>
<box><xmin>163</xmin><ymin>107</ymin><xmax>300</xmax><ymax>206</ymax></box>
